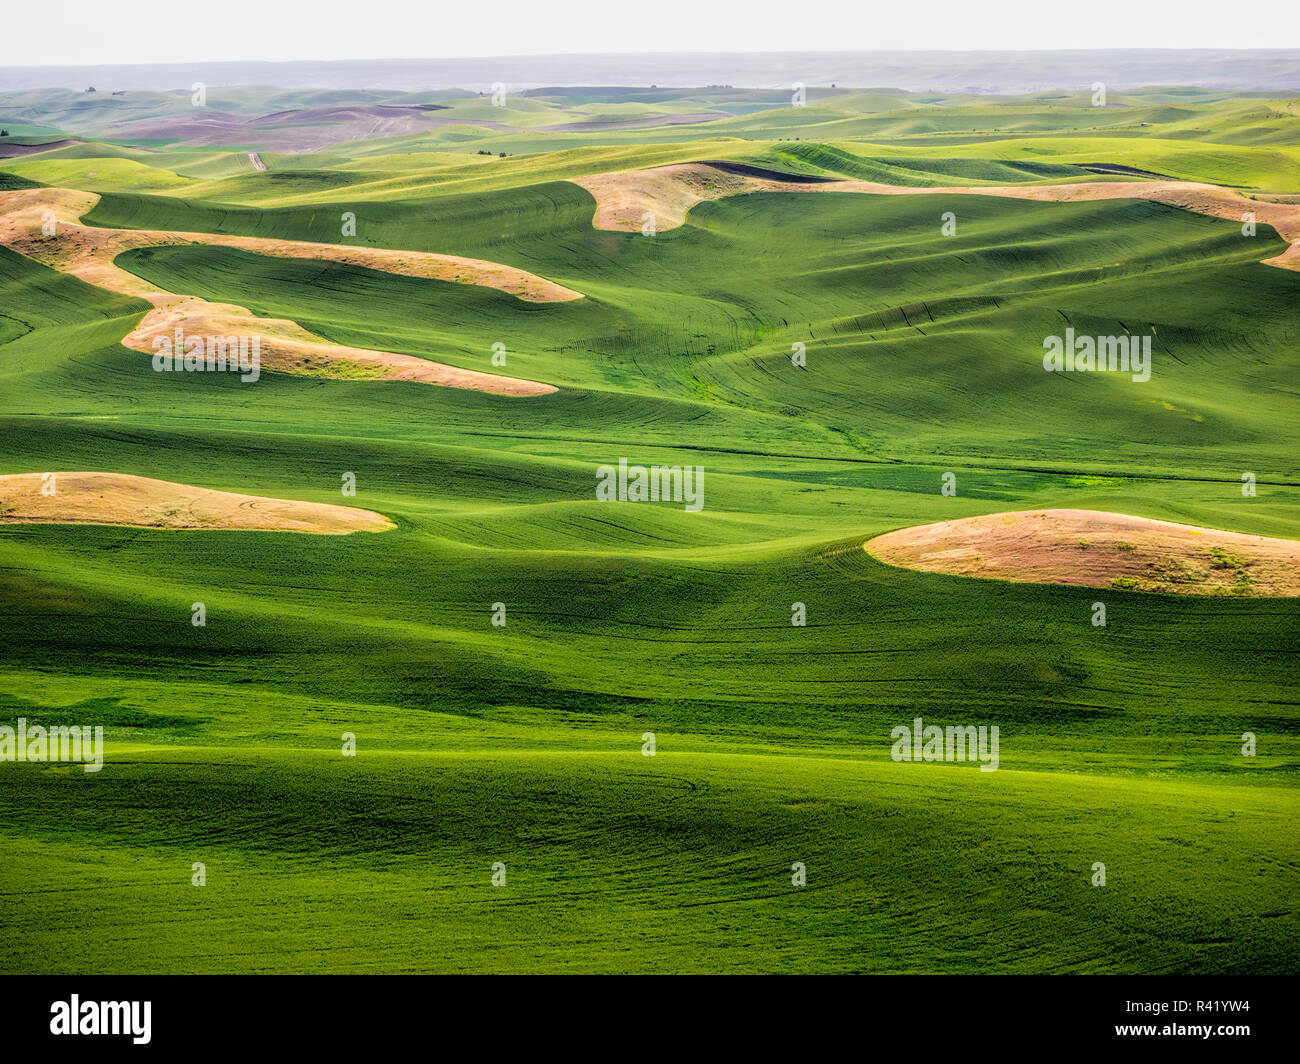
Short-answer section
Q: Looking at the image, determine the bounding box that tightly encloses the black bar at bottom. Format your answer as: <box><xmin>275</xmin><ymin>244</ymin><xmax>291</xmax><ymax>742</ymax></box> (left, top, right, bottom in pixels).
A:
<box><xmin>1</xmin><ymin>974</ymin><xmax>1287</xmax><ymax>1052</ymax></box>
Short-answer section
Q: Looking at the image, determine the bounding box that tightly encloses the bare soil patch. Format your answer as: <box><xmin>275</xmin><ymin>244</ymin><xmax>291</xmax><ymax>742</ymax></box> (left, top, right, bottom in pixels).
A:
<box><xmin>570</xmin><ymin>163</ymin><xmax>1300</xmax><ymax>271</ymax></box>
<box><xmin>0</xmin><ymin>187</ymin><xmax>568</xmax><ymax>395</ymax></box>
<box><xmin>571</xmin><ymin>163</ymin><xmax>838</xmax><ymax>231</ymax></box>
<box><xmin>866</xmin><ymin>509</ymin><xmax>1300</xmax><ymax>597</ymax></box>
<box><xmin>0</xmin><ymin>472</ymin><xmax>394</xmax><ymax>534</ymax></box>
<box><xmin>0</xmin><ymin>139</ymin><xmax>78</xmax><ymax>159</ymax></box>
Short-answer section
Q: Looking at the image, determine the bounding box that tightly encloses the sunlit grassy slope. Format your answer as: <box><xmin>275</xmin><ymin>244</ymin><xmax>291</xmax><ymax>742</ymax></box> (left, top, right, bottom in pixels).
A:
<box><xmin>0</xmin><ymin>85</ymin><xmax>1296</xmax><ymax>974</ymax></box>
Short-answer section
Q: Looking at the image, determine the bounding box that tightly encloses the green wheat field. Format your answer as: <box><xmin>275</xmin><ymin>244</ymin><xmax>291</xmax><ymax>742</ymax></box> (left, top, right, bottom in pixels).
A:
<box><xmin>0</xmin><ymin>83</ymin><xmax>1296</xmax><ymax>973</ymax></box>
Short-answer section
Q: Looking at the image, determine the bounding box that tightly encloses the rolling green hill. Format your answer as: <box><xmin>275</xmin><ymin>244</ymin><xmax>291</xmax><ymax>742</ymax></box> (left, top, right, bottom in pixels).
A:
<box><xmin>0</xmin><ymin>84</ymin><xmax>1296</xmax><ymax>974</ymax></box>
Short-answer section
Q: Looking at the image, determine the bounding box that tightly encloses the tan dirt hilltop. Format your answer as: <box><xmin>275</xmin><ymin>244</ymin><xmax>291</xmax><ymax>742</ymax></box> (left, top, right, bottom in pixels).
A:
<box><xmin>866</xmin><ymin>509</ymin><xmax>1300</xmax><ymax>596</ymax></box>
<box><xmin>0</xmin><ymin>472</ymin><xmax>394</xmax><ymax>534</ymax></box>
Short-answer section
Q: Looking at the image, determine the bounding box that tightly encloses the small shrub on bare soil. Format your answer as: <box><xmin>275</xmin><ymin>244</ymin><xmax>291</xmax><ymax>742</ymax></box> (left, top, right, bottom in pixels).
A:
<box><xmin>1209</xmin><ymin>546</ymin><xmax>1249</xmax><ymax>569</ymax></box>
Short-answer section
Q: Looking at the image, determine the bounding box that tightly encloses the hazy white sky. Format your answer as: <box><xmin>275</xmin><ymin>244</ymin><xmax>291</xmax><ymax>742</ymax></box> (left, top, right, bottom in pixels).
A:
<box><xmin>4</xmin><ymin>0</ymin><xmax>1298</xmax><ymax>65</ymax></box>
